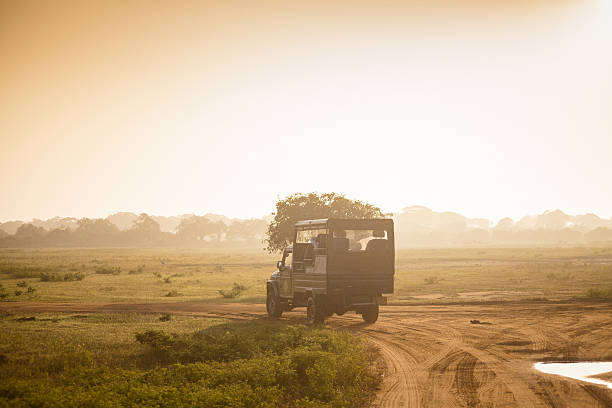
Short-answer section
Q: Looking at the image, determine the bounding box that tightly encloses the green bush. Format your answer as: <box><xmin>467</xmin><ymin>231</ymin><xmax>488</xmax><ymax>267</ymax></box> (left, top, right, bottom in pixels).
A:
<box><xmin>40</xmin><ymin>271</ymin><xmax>84</xmax><ymax>282</ymax></box>
<box><xmin>586</xmin><ymin>286</ymin><xmax>612</xmax><ymax>299</ymax></box>
<box><xmin>219</xmin><ymin>282</ymin><xmax>248</xmax><ymax>298</ymax></box>
<box><xmin>64</xmin><ymin>272</ymin><xmax>85</xmax><ymax>281</ymax></box>
<box><xmin>40</xmin><ymin>272</ymin><xmax>62</xmax><ymax>282</ymax></box>
<box><xmin>0</xmin><ymin>323</ymin><xmax>380</xmax><ymax>408</ymax></box>
<box><xmin>129</xmin><ymin>264</ymin><xmax>146</xmax><ymax>274</ymax></box>
<box><xmin>95</xmin><ymin>266</ymin><xmax>121</xmax><ymax>275</ymax></box>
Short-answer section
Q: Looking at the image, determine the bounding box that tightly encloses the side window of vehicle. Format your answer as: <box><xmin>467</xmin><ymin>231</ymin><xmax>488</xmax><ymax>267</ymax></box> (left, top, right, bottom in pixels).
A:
<box><xmin>296</xmin><ymin>228</ymin><xmax>328</xmax><ymax>255</ymax></box>
<box><xmin>296</xmin><ymin>228</ymin><xmax>328</xmax><ymax>244</ymax></box>
<box><xmin>284</xmin><ymin>253</ymin><xmax>292</xmax><ymax>268</ymax></box>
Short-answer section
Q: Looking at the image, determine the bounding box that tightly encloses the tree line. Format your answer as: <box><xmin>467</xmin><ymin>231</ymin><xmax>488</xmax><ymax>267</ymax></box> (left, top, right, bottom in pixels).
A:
<box><xmin>2</xmin><ymin>193</ymin><xmax>612</xmax><ymax>249</ymax></box>
<box><xmin>0</xmin><ymin>214</ymin><xmax>268</xmax><ymax>248</ymax></box>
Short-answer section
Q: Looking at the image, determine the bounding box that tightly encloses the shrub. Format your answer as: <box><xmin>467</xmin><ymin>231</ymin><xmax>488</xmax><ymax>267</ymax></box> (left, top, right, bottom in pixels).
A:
<box><xmin>26</xmin><ymin>286</ymin><xmax>36</xmax><ymax>294</ymax></box>
<box><xmin>14</xmin><ymin>290</ymin><xmax>23</xmax><ymax>296</ymax></box>
<box><xmin>163</xmin><ymin>277</ymin><xmax>172</xmax><ymax>284</ymax></box>
<box><xmin>135</xmin><ymin>323</ymin><xmax>351</xmax><ymax>364</ymax></box>
<box><xmin>219</xmin><ymin>282</ymin><xmax>247</xmax><ymax>298</ymax></box>
<box><xmin>63</xmin><ymin>272</ymin><xmax>85</xmax><ymax>281</ymax></box>
<box><xmin>40</xmin><ymin>272</ymin><xmax>61</xmax><ymax>282</ymax></box>
<box><xmin>16</xmin><ymin>281</ymin><xmax>27</xmax><ymax>288</ymax></box>
<box><xmin>586</xmin><ymin>286</ymin><xmax>612</xmax><ymax>299</ymax></box>
<box><xmin>129</xmin><ymin>265</ymin><xmax>146</xmax><ymax>274</ymax></box>
<box><xmin>135</xmin><ymin>330</ymin><xmax>174</xmax><ymax>350</ymax></box>
<box><xmin>95</xmin><ymin>266</ymin><xmax>121</xmax><ymax>275</ymax></box>
<box><xmin>130</xmin><ymin>324</ymin><xmax>380</xmax><ymax>406</ymax></box>
<box><xmin>165</xmin><ymin>291</ymin><xmax>183</xmax><ymax>297</ymax></box>
<box><xmin>159</xmin><ymin>314</ymin><xmax>172</xmax><ymax>322</ymax></box>
<box><xmin>40</xmin><ymin>272</ymin><xmax>84</xmax><ymax>282</ymax></box>
<box><xmin>0</xmin><ymin>323</ymin><xmax>381</xmax><ymax>408</ymax></box>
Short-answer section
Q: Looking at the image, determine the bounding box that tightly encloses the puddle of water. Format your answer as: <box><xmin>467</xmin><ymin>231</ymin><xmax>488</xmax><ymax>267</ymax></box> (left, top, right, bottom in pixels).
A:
<box><xmin>534</xmin><ymin>362</ymin><xmax>612</xmax><ymax>389</ymax></box>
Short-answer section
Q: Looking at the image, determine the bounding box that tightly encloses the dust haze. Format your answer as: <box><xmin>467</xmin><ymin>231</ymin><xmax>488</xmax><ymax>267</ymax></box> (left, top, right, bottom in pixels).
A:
<box><xmin>1</xmin><ymin>1</ymin><xmax>611</xmax><ymax>407</ymax></box>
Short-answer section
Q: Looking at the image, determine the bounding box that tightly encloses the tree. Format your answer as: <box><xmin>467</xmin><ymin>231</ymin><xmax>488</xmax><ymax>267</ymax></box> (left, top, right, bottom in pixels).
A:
<box><xmin>14</xmin><ymin>223</ymin><xmax>47</xmax><ymax>239</ymax></box>
<box><xmin>226</xmin><ymin>219</ymin><xmax>268</xmax><ymax>242</ymax></box>
<box><xmin>127</xmin><ymin>213</ymin><xmax>162</xmax><ymax>244</ymax></box>
<box><xmin>46</xmin><ymin>228</ymin><xmax>72</xmax><ymax>245</ymax></box>
<box><xmin>132</xmin><ymin>213</ymin><xmax>161</xmax><ymax>234</ymax></box>
<box><xmin>177</xmin><ymin>216</ymin><xmax>213</xmax><ymax>241</ymax></box>
<box><xmin>76</xmin><ymin>218</ymin><xmax>120</xmax><ymax>235</ymax></box>
<box><xmin>177</xmin><ymin>216</ymin><xmax>226</xmax><ymax>242</ymax></box>
<box><xmin>73</xmin><ymin>218</ymin><xmax>121</xmax><ymax>245</ymax></box>
<box><xmin>264</xmin><ymin>192</ymin><xmax>386</xmax><ymax>253</ymax></box>
<box><xmin>585</xmin><ymin>227</ymin><xmax>612</xmax><ymax>243</ymax></box>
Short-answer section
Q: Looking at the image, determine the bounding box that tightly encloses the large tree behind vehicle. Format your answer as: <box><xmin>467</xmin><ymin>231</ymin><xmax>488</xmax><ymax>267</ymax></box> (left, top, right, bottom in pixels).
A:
<box><xmin>264</xmin><ymin>192</ymin><xmax>386</xmax><ymax>253</ymax></box>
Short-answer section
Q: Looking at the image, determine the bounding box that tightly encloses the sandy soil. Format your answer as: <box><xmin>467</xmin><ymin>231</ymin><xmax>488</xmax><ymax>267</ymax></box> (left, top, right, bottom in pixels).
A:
<box><xmin>2</xmin><ymin>299</ymin><xmax>611</xmax><ymax>407</ymax></box>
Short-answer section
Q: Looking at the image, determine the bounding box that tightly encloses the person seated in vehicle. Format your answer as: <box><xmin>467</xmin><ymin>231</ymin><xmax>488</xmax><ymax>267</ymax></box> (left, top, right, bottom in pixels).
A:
<box><xmin>365</xmin><ymin>230</ymin><xmax>388</xmax><ymax>251</ymax></box>
<box><xmin>350</xmin><ymin>241</ymin><xmax>362</xmax><ymax>251</ymax></box>
<box><xmin>314</xmin><ymin>233</ymin><xmax>327</xmax><ymax>255</ymax></box>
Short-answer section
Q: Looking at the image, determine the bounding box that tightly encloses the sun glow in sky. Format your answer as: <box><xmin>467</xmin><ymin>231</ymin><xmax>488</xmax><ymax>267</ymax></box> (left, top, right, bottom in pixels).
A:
<box><xmin>1</xmin><ymin>0</ymin><xmax>611</xmax><ymax>222</ymax></box>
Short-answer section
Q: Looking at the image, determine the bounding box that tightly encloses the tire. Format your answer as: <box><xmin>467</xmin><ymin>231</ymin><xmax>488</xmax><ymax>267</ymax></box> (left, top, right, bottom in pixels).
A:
<box><xmin>362</xmin><ymin>303</ymin><xmax>379</xmax><ymax>324</ymax></box>
<box><xmin>306</xmin><ymin>296</ymin><xmax>325</xmax><ymax>325</ymax></box>
<box><xmin>266</xmin><ymin>290</ymin><xmax>282</xmax><ymax>318</ymax></box>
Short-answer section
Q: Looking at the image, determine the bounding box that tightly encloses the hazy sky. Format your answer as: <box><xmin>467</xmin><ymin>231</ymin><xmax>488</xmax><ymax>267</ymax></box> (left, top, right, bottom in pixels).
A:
<box><xmin>1</xmin><ymin>0</ymin><xmax>611</xmax><ymax>223</ymax></box>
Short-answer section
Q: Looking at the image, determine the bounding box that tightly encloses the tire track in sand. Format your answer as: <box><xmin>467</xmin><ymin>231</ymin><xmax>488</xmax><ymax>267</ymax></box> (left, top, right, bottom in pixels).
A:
<box><xmin>364</xmin><ymin>332</ymin><xmax>421</xmax><ymax>408</ymax></box>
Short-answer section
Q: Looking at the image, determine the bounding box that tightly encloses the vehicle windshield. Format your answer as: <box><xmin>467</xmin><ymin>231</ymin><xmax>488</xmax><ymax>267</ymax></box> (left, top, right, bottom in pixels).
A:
<box><xmin>332</xmin><ymin>229</ymin><xmax>389</xmax><ymax>252</ymax></box>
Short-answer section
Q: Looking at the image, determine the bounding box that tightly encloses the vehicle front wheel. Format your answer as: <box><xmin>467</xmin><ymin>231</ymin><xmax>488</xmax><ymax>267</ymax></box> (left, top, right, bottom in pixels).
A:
<box><xmin>306</xmin><ymin>296</ymin><xmax>325</xmax><ymax>325</ymax></box>
<box><xmin>361</xmin><ymin>304</ymin><xmax>379</xmax><ymax>324</ymax></box>
<box><xmin>266</xmin><ymin>291</ymin><xmax>282</xmax><ymax>318</ymax></box>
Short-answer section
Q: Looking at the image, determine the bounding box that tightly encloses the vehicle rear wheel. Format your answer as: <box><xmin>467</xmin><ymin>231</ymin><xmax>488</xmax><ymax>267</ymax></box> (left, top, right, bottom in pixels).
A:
<box><xmin>361</xmin><ymin>303</ymin><xmax>379</xmax><ymax>323</ymax></box>
<box><xmin>306</xmin><ymin>296</ymin><xmax>324</xmax><ymax>325</ymax></box>
<box><xmin>266</xmin><ymin>291</ymin><xmax>282</xmax><ymax>318</ymax></box>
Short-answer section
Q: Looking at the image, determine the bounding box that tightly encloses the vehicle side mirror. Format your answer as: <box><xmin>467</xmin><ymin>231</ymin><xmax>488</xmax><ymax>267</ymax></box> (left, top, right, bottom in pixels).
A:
<box><xmin>277</xmin><ymin>260</ymin><xmax>284</xmax><ymax>270</ymax></box>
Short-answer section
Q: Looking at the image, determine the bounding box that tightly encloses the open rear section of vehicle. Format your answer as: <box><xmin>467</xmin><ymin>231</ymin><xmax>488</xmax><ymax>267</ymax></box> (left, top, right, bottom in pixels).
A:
<box><xmin>326</xmin><ymin>218</ymin><xmax>394</xmax><ymax>300</ymax></box>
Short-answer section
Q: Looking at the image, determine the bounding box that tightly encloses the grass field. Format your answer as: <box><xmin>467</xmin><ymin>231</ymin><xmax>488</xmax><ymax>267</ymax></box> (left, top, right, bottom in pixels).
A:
<box><xmin>1</xmin><ymin>247</ymin><xmax>611</xmax><ymax>304</ymax></box>
<box><xmin>1</xmin><ymin>247</ymin><xmax>611</xmax><ymax>407</ymax></box>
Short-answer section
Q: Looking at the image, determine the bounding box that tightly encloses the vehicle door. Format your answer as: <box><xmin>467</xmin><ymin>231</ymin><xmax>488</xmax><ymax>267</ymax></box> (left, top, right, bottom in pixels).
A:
<box><xmin>279</xmin><ymin>250</ymin><xmax>293</xmax><ymax>298</ymax></box>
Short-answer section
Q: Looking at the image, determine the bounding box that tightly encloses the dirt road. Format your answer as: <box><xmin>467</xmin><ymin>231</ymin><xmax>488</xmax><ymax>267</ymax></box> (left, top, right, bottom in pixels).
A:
<box><xmin>2</xmin><ymin>300</ymin><xmax>611</xmax><ymax>407</ymax></box>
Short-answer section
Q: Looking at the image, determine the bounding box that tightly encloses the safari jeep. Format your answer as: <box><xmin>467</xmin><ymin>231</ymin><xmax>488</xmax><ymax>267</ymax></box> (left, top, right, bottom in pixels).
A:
<box><xmin>266</xmin><ymin>218</ymin><xmax>394</xmax><ymax>324</ymax></box>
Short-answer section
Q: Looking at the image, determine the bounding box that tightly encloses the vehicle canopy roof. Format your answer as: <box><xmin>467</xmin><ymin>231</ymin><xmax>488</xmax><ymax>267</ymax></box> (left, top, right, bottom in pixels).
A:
<box><xmin>294</xmin><ymin>218</ymin><xmax>394</xmax><ymax>230</ymax></box>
